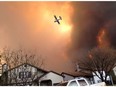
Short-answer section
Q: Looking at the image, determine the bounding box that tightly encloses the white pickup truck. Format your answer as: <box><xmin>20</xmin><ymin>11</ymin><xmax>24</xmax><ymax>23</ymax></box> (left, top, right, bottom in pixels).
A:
<box><xmin>56</xmin><ymin>77</ymin><xmax>106</xmax><ymax>86</ymax></box>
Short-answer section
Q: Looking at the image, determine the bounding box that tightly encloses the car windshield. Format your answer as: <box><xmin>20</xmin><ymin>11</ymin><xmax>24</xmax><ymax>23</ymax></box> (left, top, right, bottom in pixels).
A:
<box><xmin>78</xmin><ymin>79</ymin><xmax>87</xmax><ymax>86</ymax></box>
<box><xmin>68</xmin><ymin>81</ymin><xmax>78</xmax><ymax>86</ymax></box>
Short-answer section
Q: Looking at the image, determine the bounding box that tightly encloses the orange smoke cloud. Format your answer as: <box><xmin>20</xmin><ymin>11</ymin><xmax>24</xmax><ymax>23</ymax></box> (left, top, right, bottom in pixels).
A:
<box><xmin>38</xmin><ymin>2</ymin><xmax>73</xmax><ymax>34</ymax></box>
<box><xmin>0</xmin><ymin>2</ymin><xmax>74</xmax><ymax>73</ymax></box>
<box><xmin>25</xmin><ymin>2</ymin><xmax>74</xmax><ymax>72</ymax></box>
<box><xmin>24</xmin><ymin>2</ymin><xmax>74</xmax><ymax>49</ymax></box>
<box><xmin>97</xmin><ymin>28</ymin><xmax>110</xmax><ymax>47</ymax></box>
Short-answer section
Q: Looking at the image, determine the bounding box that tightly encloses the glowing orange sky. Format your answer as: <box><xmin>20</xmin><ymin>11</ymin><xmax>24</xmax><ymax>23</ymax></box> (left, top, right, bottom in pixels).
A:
<box><xmin>0</xmin><ymin>2</ymin><xmax>74</xmax><ymax>73</ymax></box>
<box><xmin>0</xmin><ymin>2</ymin><xmax>116</xmax><ymax>74</ymax></box>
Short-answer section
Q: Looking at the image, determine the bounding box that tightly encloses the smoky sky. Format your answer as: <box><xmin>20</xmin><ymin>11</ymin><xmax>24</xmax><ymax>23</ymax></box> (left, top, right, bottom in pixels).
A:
<box><xmin>68</xmin><ymin>2</ymin><xmax>116</xmax><ymax>60</ymax></box>
<box><xmin>0</xmin><ymin>2</ymin><xmax>116</xmax><ymax>73</ymax></box>
<box><xmin>0</xmin><ymin>2</ymin><xmax>74</xmax><ymax>73</ymax></box>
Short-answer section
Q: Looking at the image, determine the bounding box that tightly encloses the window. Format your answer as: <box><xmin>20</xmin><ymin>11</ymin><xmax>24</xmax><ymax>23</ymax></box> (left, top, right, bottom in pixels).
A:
<box><xmin>68</xmin><ymin>81</ymin><xmax>78</xmax><ymax>86</ymax></box>
<box><xmin>97</xmin><ymin>80</ymin><xmax>102</xmax><ymax>83</ymax></box>
<box><xmin>19</xmin><ymin>72</ymin><xmax>24</xmax><ymax>78</ymax></box>
<box><xmin>27</xmin><ymin>71</ymin><xmax>32</xmax><ymax>78</ymax></box>
<box><xmin>40</xmin><ymin>80</ymin><xmax>52</xmax><ymax>86</ymax></box>
<box><xmin>78</xmin><ymin>79</ymin><xmax>87</xmax><ymax>86</ymax></box>
<box><xmin>19</xmin><ymin>71</ymin><xmax>31</xmax><ymax>78</ymax></box>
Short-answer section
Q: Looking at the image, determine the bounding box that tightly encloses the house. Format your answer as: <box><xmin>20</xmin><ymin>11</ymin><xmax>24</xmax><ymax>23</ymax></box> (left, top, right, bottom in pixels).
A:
<box><xmin>38</xmin><ymin>71</ymin><xmax>64</xmax><ymax>86</ymax></box>
<box><xmin>108</xmin><ymin>67</ymin><xmax>116</xmax><ymax>85</ymax></box>
<box><xmin>61</xmin><ymin>72</ymin><xmax>75</xmax><ymax>81</ymax></box>
<box><xmin>113</xmin><ymin>66</ymin><xmax>116</xmax><ymax>76</ymax></box>
<box><xmin>92</xmin><ymin>71</ymin><xmax>112</xmax><ymax>84</ymax></box>
<box><xmin>1</xmin><ymin>63</ymin><xmax>48</xmax><ymax>86</ymax></box>
<box><xmin>61</xmin><ymin>72</ymin><xmax>93</xmax><ymax>84</ymax></box>
<box><xmin>0</xmin><ymin>63</ymin><xmax>64</xmax><ymax>86</ymax></box>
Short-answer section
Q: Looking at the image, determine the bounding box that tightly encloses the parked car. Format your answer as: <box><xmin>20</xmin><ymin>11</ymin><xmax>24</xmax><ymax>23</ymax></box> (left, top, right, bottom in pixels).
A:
<box><xmin>56</xmin><ymin>77</ymin><xmax>106</xmax><ymax>86</ymax></box>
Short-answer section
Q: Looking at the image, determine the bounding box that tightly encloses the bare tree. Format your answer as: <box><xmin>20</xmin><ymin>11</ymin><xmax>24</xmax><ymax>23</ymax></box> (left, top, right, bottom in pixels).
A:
<box><xmin>1</xmin><ymin>47</ymin><xmax>44</xmax><ymax>68</ymax></box>
<box><xmin>76</xmin><ymin>47</ymin><xmax>116</xmax><ymax>83</ymax></box>
<box><xmin>0</xmin><ymin>47</ymin><xmax>44</xmax><ymax>86</ymax></box>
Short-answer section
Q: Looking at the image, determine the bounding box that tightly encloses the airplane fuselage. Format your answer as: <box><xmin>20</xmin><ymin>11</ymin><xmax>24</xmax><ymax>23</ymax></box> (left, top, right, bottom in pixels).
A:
<box><xmin>54</xmin><ymin>15</ymin><xmax>62</xmax><ymax>24</ymax></box>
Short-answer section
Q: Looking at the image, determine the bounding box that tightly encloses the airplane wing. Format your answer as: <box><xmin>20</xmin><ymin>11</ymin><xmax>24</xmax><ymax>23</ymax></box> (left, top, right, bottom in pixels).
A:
<box><xmin>59</xmin><ymin>16</ymin><xmax>62</xmax><ymax>20</ymax></box>
<box><xmin>54</xmin><ymin>15</ymin><xmax>61</xmax><ymax>24</ymax></box>
<box><xmin>57</xmin><ymin>21</ymin><xmax>60</xmax><ymax>24</ymax></box>
<box><xmin>54</xmin><ymin>15</ymin><xmax>57</xmax><ymax>20</ymax></box>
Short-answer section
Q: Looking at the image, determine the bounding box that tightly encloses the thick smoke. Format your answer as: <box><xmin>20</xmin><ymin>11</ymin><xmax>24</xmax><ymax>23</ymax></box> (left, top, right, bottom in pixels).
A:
<box><xmin>68</xmin><ymin>2</ymin><xmax>116</xmax><ymax>60</ymax></box>
<box><xmin>0</xmin><ymin>2</ymin><xmax>74</xmax><ymax>73</ymax></box>
<box><xmin>1</xmin><ymin>2</ymin><xmax>116</xmax><ymax>73</ymax></box>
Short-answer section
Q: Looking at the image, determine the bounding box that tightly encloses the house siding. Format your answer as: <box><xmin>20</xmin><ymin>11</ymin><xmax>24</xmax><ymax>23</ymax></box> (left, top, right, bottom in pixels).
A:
<box><xmin>39</xmin><ymin>72</ymin><xmax>63</xmax><ymax>85</ymax></box>
<box><xmin>62</xmin><ymin>74</ymin><xmax>74</xmax><ymax>81</ymax></box>
<box><xmin>1</xmin><ymin>63</ymin><xmax>47</xmax><ymax>86</ymax></box>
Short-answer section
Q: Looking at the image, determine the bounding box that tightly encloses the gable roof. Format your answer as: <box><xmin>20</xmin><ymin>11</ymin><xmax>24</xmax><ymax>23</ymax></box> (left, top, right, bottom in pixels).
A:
<box><xmin>61</xmin><ymin>72</ymin><xmax>75</xmax><ymax>77</ymax></box>
<box><xmin>49</xmin><ymin>71</ymin><xmax>64</xmax><ymax>77</ymax></box>
<box><xmin>61</xmin><ymin>71</ymin><xmax>93</xmax><ymax>78</ymax></box>
<box><xmin>5</xmin><ymin>63</ymin><xmax>48</xmax><ymax>73</ymax></box>
<box><xmin>38</xmin><ymin>70</ymin><xmax>64</xmax><ymax>79</ymax></box>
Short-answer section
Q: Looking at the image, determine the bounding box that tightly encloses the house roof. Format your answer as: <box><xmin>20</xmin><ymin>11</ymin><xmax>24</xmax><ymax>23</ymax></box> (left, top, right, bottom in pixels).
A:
<box><xmin>38</xmin><ymin>71</ymin><xmax>64</xmax><ymax>79</ymax></box>
<box><xmin>61</xmin><ymin>72</ymin><xmax>75</xmax><ymax>77</ymax></box>
<box><xmin>62</xmin><ymin>71</ymin><xmax>93</xmax><ymax>77</ymax></box>
<box><xmin>5</xmin><ymin>63</ymin><xmax>48</xmax><ymax>73</ymax></box>
<box><xmin>49</xmin><ymin>71</ymin><xmax>64</xmax><ymax>77</ymax></box>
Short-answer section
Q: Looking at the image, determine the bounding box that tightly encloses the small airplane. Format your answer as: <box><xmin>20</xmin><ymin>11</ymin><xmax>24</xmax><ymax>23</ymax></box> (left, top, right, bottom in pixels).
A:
<box><xmin>54</xmin><ymin>15</ymin><xmax>62</xmax><ymax>24</ymax></box>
